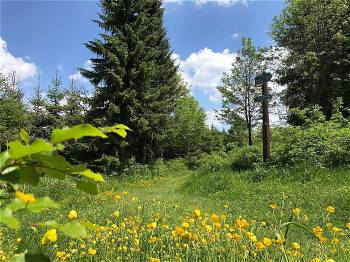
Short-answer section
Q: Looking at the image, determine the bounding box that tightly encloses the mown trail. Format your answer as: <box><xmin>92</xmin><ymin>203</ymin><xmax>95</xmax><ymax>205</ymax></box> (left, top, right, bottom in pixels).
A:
<box><xmin>114</xmin><ymin>171</ymin><xmax>228</xmax><ymax>219</ymax></box>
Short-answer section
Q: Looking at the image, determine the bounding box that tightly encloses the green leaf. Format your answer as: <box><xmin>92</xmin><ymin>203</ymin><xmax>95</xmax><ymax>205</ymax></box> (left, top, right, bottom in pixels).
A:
<box><xmin>112</xmin><ymin>128</ymin><xmax>127</xmax><ymax>138</ymax></box>
<box><xmin>60</xmin><ymin>221</ymin><xmax>87</xmax><ymax>238</ymax></box>
<box><xmin>76</xmin><ymin>181</ymin><xmax>98</xmax><ymax>195</ymax></box>
<box><xmin>112</xmin><ymin>124</ymin><xmax>132</xmax><ymax>131</ymax></box>
<box><xmin>42</xmin><ymin>168</ymin><xmax>66</xmax><ymax>180</ymax></box>
<box><xmin>27</xmin><ymin>197</ymin><xmax>59</xmax><ymax>213</ymax></box>
<box><xmin>6</xmin><ymin>199</ymin><xmax>26</xmax><ymax>212</ymax></box>
<box><xmin>0</xmin><ymin>151</ymin><xmax>10</xmax><ymax>170</ymax></box>
<box><xmin>8</xmin><ymin>252</ymin><xmax>50</xmax><ymax>262</ymax></box>
<box><xmin>18</xmin><ymin>167</ymin><xmax>39</xmax><ymax>185</ymax></box>
<box><xmin>8</xmin><ymin>139</ymin><xmax>53</xmax><ymax>160</ymax></box>
<box><xmin>8</xmin><ymin>252</ymin><xmax>25</xmax><ymax>262</ymax></box>
<box><xmin>20</xmin><ymin>129</ymin><xmax>30</xmax><ymax>144</ymax></box>
<box><xmin>73</xmin><ymin>169</ymin><xmax>105</xmax><ymax>182</ymax></box>
<box><xmin>0</xmin><ymin>171</ymin><xmax>20</xmax><ymax>184</ymax></box>
<box><xmin>100</xmin><ymin>124</ymin><xmax>131</xmax><ymax>138</ymax></box>
<box><xmin>24</xmin><ymin>254</ymin><xmax>50</xmax><ymax>262</ymax></box>
<box><xmin>0</xmin><ymin>207</ymin><xmax>20</xmax><ymax>228</ymax></box>
<box><xmin>37</xmin><ymin>220</ymin><xmax>59</xmax><ymax>228</ymax></box>
<box><xmin>51</xmin><ymin>124</ymin><xmax>108</xmax><ymax>144</ymax></box>
<box><xmin>31</xmin><ymin>153</ymin><xmax>71</xmax><ymax>171</ymax></box>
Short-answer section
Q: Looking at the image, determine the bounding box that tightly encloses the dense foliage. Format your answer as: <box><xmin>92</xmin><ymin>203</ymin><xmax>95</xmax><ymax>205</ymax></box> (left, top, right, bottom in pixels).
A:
<box><xmin>81</xmin><ymin>0</ymin><xmax>182</xmax><ymax>165</ymax></box>
<box><xmin>272</xmin><ymin>0</ymin><xmax>350</xmax><ymax>121</ymax></box>
<box><xmin>0</xmin><ymin>124</ymin><xmax>130</xmax><ymax>260</ymax></box>
<box><xmin>217</xmin><ymin>38</ymin><xmax>264</xmax><ymax>145</ymax></box>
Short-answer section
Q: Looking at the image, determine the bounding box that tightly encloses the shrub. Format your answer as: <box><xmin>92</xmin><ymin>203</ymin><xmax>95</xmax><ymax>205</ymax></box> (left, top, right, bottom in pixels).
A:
<box><xmin>196</xmin><ymin>152</ymin><xmax>230</xmax><ymax>173</ymax></box>
<box><xmin>228</xmin><ymin>145</ymin><xmax>262</xmax><ymax>170</ymax></box>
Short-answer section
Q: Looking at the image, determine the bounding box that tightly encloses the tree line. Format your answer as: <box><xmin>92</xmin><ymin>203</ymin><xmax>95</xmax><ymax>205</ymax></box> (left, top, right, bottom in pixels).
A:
<box><xmin>0</xmin><ymin>0</ymin><xmax>349</xmax><ymax>173</ymax></box>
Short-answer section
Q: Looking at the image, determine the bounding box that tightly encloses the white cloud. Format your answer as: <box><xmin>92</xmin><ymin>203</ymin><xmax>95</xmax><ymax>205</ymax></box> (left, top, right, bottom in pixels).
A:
<box><xmin>0</xmin><ymin>37</ymin><xmax>37</xmax><ymax>81</ymax></box>
<box><xmin>69</xmin><ymin>60</ymin><xmax>92</xmax><ymax>82</ymax></box>
<box><xmin>174</xmin><ymin>48</ymin><xmax>236</xmax><ymax>103</ymax></box>
<box><xmin>205</xmin><ymin>110</ymin><xmax>224</xmax><ymax>129</ymax></box>
<box><xmin>232</xmin><ymin>33</ymin><xmax>240</xmax><ymax>39</ymax></box>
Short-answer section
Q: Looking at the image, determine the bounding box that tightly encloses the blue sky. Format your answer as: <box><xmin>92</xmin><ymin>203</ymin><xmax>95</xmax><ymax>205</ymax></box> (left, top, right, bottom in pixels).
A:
<box><xmin>0</xmin><ymin>0</ymin><xmax>285</xmax><ymax>127</ymax></box>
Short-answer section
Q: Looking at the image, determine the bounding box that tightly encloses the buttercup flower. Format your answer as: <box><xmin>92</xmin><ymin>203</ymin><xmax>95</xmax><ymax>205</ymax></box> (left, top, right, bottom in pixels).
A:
<box><xmin>292</xmin><ymin>208</ymin><xmax>301</xmax><ymax>216</ymax></box>
<box><xmin>326</xmin><ymin>206</ymin><xmax>336</xmax><ymax>214</ymax></box>
<box><xmin>41</xmin><ymin>229</ymin><xmax>57</xmax><ymax>245</ymax></box>
<box><xmin>15</xmin><ymin>191</ymin><xmax>36</xmax><ymax>204</ymax></box>
<box><xmin>88</xmin><ymin>248</ymin><xmax>97</xmax><ymax>256</ymax></box>
<box><xmin>68</xmin><ymin>210</ymin><xmax>78</xmax><ymax>220</ymax></box>
<box><xmin>291</xmin><ymin>242</ymin><xmax>300</xmax><ymax>250</ymax></box>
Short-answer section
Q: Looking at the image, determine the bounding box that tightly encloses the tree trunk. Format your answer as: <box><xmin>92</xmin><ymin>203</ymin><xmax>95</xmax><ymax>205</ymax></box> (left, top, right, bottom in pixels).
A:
<box><xmin>248</xmin><ymin>121</ymin><xmax>253</xmax><ymax>146</ymax></box>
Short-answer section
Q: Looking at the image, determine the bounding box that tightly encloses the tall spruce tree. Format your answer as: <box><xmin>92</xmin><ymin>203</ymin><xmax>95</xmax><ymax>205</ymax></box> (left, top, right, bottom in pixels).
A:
<box><xmin>81</xmin><ymin>0</ymin><xmax>180</xmax><ymax>165</ymax></box>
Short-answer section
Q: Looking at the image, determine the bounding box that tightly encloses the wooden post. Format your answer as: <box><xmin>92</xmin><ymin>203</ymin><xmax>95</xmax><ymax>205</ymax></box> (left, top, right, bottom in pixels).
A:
<box><xmin>262</xmin><ymin>81</ymin><xmax>270</xmax><ymax>162</ymax></box>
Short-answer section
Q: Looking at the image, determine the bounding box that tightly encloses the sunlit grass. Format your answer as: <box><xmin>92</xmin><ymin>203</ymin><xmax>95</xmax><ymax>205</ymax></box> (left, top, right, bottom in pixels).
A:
<box><xmin>1</xmin><ymin>162</ymin><xmax>350</xmax><ymax>261</ymax></box>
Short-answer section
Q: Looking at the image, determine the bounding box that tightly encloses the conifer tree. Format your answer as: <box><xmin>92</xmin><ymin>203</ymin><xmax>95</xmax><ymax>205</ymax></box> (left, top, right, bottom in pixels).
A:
<box><xmin>29</xmin><ymin>75</ymin><xmax>50</xmax><ymax>139</ymax></box>
<box><xmin>64</xmin><ymin>79</ymin><xmax>89</xmax><ymax>126</ymax></box>
<box><xmin>0</xmin><ymin>72</ymin><xmax>29</xmax><ymax>150</ymax></box>
<box><xmin>46</xmin><ymin>71</ymin><xmax>65</xmax><ymax>130</ymax></box>
<box><xmin>81</xmin><ymin>0</ymin><xmax>181</xmax><ymax>165</ymax></box>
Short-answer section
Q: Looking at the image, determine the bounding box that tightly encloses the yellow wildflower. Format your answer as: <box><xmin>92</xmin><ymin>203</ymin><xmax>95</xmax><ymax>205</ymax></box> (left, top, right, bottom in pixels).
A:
<box><xmin>292</xmin><ymin>207</ymin><xmax>301</xmax><ymax>216</ymax></box>
<box><xmin>150</xmin><ymin>258</ymin><xmax>160</xmax><ymax>262</ymax></box>
<box><xmin>182</xmin><ymin>222</ymin><xmax>189</xmax><ymax>229</ymax></box>
<box><xmin>15</xmin><ymin>191</ymin><xmax>36</xmax><ymax>204</ymax></box>
<box><xmin>148</xmin><ymin>236</ymin><xmax>157</xmax><ymax>244</ymax></box>
<box><xmin>205</xmin><ymin>224</ymin><xmax>212</xmax><ymax>233</ymax></box>
<box><xmin>313</xmin><ymin>226</ymin><xmax>323</xmax><ymax>235</ymax></box>
<box><xmin>56</xmin><ymin>251</ymin><xmax>65</xmax><ymax>259</ymax></box>
<box><xmin>210</xmin><ymin>213</ymin><xmax>220</xmax><ymax>223</ymax></box>
<box><xmin>214</xmin><ymin>222</ymin><xmax>221</xmax><ymax>230</ymax></box>
<box><xmin>68</xmin><ymin>210</ymin><xmax>78</xmax><ymax>220</ymax></box>
<box><xmin>270</xmin><ymin>203</ymin><xmax>278</xmax><ymax>209</ymax></box>
<box><xmin>115</xmin><ymin>194</ymin><xmax>122</xmax><ymax>201</ymax></box>
<box><xmin>194</xmin><ymin>208</ymin><xmax>201</xmax><ymax>219</ymax></box>
<box><xmin>88</xmin><ymin>248</ymin><xmax>97</xmax><ymax>256</ymax></box>
<box><xmin>41</xmin><ymin>229</ymin><xmax>57</xmax><ymax>244</ymax></box>
<box><xmin>262</xmin><ymin>237</ymin><xmax>272</xmax><ymax>247</ymax></box>
<box><xmin>291</xmin><ymin>242</ymin><xmax>300</xmax><ymax>250</ymax></box>
<box><xmin>255</xmin><ymin>241</ymin><xmax>266</xmax><ymax>250</ymax></box>
<box><xmin>113</xmin><ymin>210</ymin><xmax>120</xmax><ymax>219</ymax></box>
<box><xmin>235</xmin><ymin>218</ymin><xmax>249</xmax><ymax>230</ymax></box>
<box><xmin>332</xmin><ymin>227</ymin><xmax>341</xmax><ymax>234</ymax></box>
<box><xmin>147</xmin><ymin>222</ymin><xmax>157</xmax><ymax>230</ymax></box>
<box><xmin>326</xmin><ymin>206</ymin><xmax>336</xmax><ymax>214</ymax></box>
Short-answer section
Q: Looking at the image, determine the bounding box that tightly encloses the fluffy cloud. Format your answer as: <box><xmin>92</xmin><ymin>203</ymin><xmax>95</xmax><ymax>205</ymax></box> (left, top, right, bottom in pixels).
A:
<box><xmin>0</xmin><ymin>37</ymin><xmax>37</xmax><ymax>81</ymax></box>
<box><xmin>173</xmin><ymin>48</ymin><xmax>236</xmax><ymax>103</ymax></box>
<box><xmin>205</xmin><ymin>110</ymin><xmax>225</xmax><ymax>129</ymax></box>
<box><xmin>69</xmin><ymin>60</ymin><xmax>92</xmax><ymax>82</ymax></box>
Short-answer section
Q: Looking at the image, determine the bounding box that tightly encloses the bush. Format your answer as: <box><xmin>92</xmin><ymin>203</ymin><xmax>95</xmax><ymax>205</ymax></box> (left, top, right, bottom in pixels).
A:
<box><xmin>196</xmin><ymin>152</ymin><xmax>230</xmax><ymax>173</ymax></box>
<box><xmin>228</xmin><ymin>146</ymin><xmax>262</xmax><ymax>170</ymax></box>
<box><xmin>90</xmin><ymin>154</ymin><xmax>121</xmax><ymax>176</ymax></box>
<box><xmin>270</xmin><ymin>122</ymin><xmax>350</xmax><ymax>168</ymax></box>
